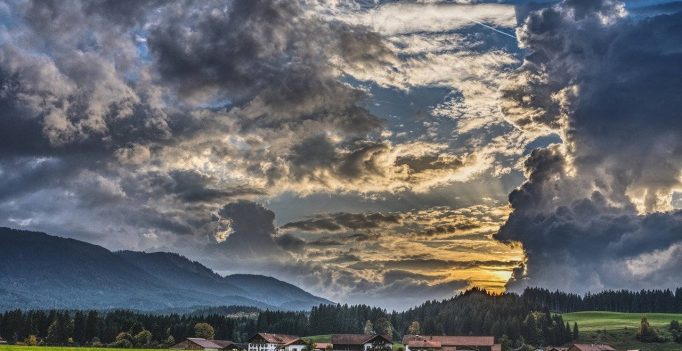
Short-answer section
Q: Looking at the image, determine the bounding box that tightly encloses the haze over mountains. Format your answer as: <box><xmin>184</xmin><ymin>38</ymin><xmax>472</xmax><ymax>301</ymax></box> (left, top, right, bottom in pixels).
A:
<box><xmin>0</xmin><ymin>227</ymin><xmax>332</xmax><ymax>312</ymax></box>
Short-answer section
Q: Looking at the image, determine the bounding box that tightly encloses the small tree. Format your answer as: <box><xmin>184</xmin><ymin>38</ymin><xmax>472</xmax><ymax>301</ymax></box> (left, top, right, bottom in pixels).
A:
<box><xmin>24</xmin><ymin>335</ymin><xmax>38</xmax><ymax>346</ymax></box>
<box><xmin>572</xmin><ymin>322</ymin><xmax>579</xmax><ymax>340</ymax></box>
<box><xmin>636</xmin><ymin>317</ymin><xmax>663</xmax><ymax>343</ymax></box>
<box><xmin>374</xmin><ymin>317</ymin><xmax>393</xmax><ymax>336</ymax></box>
<box><xmin>407</xmin><ymin>321</ymin><xmax>421</xmax><ymax>335</ymax></box>
<box><xmin>164</xmin><ymin>335</ymin><xmax>176</xmax><ymax>347</ymax></box>
<box><xmin>364</xmin><ymin>320</ymin><xmax>375</xmax><ymax>335</ymax></box>
<box><xmin>46</xmin><ymin>318</ymin><xmax>69</xmax><ymax>345</ymax></box>
<box><xmin>194</xmin><ymin>323</ymin><xmax>215</xmax><ymax>340</ymax></box>
<box><xmin>91</xmin><ymin>337</ymin><xmax>103</xmax><ymax>347</ymax></box>
<box><xmin>671</xmin><ymin>320</ymin><xmax>682</xmax><ymax>343</ymax></box>
<box><xmin>134</xmin><ymin>330</ymin><xmax>153</xmax><ymax>347</ymax></box>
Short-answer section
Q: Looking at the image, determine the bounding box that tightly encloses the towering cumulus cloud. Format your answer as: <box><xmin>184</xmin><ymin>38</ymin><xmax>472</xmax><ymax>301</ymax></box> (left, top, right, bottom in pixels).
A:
<box><xmin>496</xmin><ymin>0</ymin><xmax>682</xmax><ymax>292</ymax></box>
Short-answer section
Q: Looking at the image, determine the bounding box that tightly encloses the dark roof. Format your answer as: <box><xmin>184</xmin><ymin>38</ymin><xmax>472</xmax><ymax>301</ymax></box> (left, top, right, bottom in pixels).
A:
<box><xmin>402</xmin><ymin>335</ymin><xmax>494</xmax><ymax>347</ymax></box>
<box><xmin>570</xmin><ymin>344</ymin><xmax>616</xmax><ymax>351</ymax></box>
<box><xmin>249</xmin><ymin>333</ymin><xmax>302</xmax><ymax>345</ymax></box>
<box><xmin>214</xmin><ymin>340</ymin><xmax>246</xmax><ymax>349</ymax></box>
<box><xmin>331</xmin><ymin>334</ymin><xmax>392</xmax><ymax>345</ymax></box>
<box><xmin>188</xmin><ymin>338</ymin><xmax>224</xmax><ymax>349</ymax></box>
<box><xmin>184</xmin><ymin>338</ymin><xmax>244</xmax><ymax>350</ymax></box>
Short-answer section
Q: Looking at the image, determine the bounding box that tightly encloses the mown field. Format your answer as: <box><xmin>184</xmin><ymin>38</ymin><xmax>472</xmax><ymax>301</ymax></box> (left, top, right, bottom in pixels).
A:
<box><xmin>562</xmin><ymin>311</ymin><xmax>682</xmax><ymax>331</ymax></box>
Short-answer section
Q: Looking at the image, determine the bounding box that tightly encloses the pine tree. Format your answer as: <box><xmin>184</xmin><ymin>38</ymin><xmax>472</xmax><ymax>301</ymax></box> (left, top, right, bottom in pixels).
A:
<box><xmin>572</xmin><ymin>322</ymin><xmax>579</xmax><ymax>340</ymax></box>
<box><xmin>73</xmin><ymin>311</ymin><xmax>86</xmax><ymax>344</ymax></box>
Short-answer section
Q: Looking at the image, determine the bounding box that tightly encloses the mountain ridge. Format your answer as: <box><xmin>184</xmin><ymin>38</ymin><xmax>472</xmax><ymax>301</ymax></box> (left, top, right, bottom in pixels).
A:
<box><xmin>0</xmin><ymin>227</ymin><xmax>332</xmax><ymax>311</ymax></box>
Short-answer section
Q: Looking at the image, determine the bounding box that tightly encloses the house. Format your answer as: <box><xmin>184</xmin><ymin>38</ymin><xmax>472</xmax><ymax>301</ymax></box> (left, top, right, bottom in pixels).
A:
<box><xmin>331</xmin><ymin>334</ymin><xmax>392</xmax><ymax>351</ymax></box>
<box><xmin>314</xmin><ymin>343</ymin><xmax>333</xmax><ymax>351</ymax></box>
<box><xmin>248</xmin><ymin>333</ymin><xmax>306</xmax><ymax>351</ymax></box>
<box><xmin>0</xmin><ymin>336</ymin><xmax>6</xmax><ymax>344</ymax></box>
<box><xmin>173</xmin><ymin>338</ymin><xmax>246</xmax><ymax>351</ymax></box>
<box><xmin>403</xmin><ymin>335</ymin><xmax>501</xmax><ymax>351</ymax></box>
<box><xmin>568</xmin><ymin>345</ymin><xmax>616</xmax><ymax>351</ymax></box>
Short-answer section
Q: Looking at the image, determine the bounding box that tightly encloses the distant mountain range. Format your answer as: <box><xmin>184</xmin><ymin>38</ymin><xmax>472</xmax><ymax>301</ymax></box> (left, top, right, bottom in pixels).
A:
<box><xmin>0</xmin><ymin>227</ymin><xmax>332</xmax><ymax>311</ymax></box>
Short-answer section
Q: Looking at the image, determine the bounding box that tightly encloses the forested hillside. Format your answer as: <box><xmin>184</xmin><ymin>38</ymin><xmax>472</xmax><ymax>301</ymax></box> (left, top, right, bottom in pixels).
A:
<box><xmin>0</xmin><ymin>228</ymin><xmax>331</xmax><ymax>311</ymax></box>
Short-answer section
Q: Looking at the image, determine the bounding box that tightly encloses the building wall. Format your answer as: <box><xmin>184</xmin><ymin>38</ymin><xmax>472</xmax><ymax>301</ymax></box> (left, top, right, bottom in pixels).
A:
<box><xmin>248</xmin><ymin>342</ymin><xmax>279</xmax><ymax>351</ymax></box>
<box><xmin>286</xmin><ymin>345</ymin><xmax>306</xmax><ymax>351</ymax></box>
<box><xmin>333</xmin><ymin>344</ymin><xmax>365</xmax><ymax>351</ymax></box>
<box><xmin>333</xmin><ymin>342</ymin><xmax>392</xmax><ymax>351</ymax></box>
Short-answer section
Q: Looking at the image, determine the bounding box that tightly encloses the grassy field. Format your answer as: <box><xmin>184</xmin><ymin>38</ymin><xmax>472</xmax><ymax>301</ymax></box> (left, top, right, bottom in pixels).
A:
<box><xmin>563</xmin><ymin>311</ymin><xmax>682</xmax><ymax>331</ymax></box>
<box><xmin>561</xmin><ymin>311</ymin><xmax>682</xmax><ymax>351</ymax></box>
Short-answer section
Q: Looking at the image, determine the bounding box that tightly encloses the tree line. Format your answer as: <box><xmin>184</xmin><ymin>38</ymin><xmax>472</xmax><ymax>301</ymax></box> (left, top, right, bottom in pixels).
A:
<box><xmin>521</xmin><ymin>287</ymin><xmax>682</xmax><ymax>313</ymax></box>
<box><xmin>6</xmin><ymin>286</ymin><xmax>682</xmax><ymax>349</ymax></box>
<box><xmin>0</xmin><ymin>289</ymin><xmax>575</xmax><ymax>349</ymax></box>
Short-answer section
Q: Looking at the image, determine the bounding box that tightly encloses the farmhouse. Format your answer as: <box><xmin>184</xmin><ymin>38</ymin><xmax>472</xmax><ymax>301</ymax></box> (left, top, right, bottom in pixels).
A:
<box><xmin>0</xmin><ymin>336</ymin><xmax>6</xmax><ymax>344</ymax></box>
<box><xmin>403</xmin><ymin>335</ymin><xmax>501</xmax><ymax>351</ymax></box>
<box><xmin>173</xmin><ymin>338</ymin><xmax>246</xmax><ymax>351</ymax></box>
<box><xmin>314</xmin><ymin>343</ymin><xmax>333</xmax><ymax>351</ymax></box>
<box><xmin>331</xmin><ymin>334</ymin><xmax>392</xmax><ymax>351</ymax></box>
<box><xmin>567</xmin><ymin>344</ymin><xmax>616</xmax><ymax>351</ymax></box>
<box><xmin>248</xmin><ymin>333</ymin><xmax>307</xmax><ymax>351</ymax></box>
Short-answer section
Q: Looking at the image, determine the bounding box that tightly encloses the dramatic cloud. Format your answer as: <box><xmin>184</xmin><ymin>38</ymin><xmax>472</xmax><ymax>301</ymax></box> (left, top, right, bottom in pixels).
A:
<box><xmin>11</xmin><ymin>0</ymin><xmax>680</xmax><ymax>307</ymax></box>
<box><xmin>496</xmin><ymin>0</ymin><xmax>682</xmax><ymax>292</ymax></box>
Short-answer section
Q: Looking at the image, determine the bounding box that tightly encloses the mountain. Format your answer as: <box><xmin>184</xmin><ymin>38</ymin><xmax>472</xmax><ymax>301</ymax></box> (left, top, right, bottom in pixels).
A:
<box><xmin>0</xmin><ymin>227</ymin><xmax>332</xmax><ymax>311</ymax></box>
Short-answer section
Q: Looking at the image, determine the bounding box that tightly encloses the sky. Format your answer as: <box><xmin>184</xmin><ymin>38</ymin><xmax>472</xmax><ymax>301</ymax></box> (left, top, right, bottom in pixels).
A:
<box><xmin>0</xmin><ymin>0</ymin><xmax>681</xmax><ymax>310</ymax></box>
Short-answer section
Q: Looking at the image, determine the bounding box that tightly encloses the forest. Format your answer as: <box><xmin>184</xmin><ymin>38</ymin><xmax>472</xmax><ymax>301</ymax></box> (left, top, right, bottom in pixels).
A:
<box><xmin>1</xmin><ymin>287</ymin><xmax>681</xmax><ymax>348</ymax></box>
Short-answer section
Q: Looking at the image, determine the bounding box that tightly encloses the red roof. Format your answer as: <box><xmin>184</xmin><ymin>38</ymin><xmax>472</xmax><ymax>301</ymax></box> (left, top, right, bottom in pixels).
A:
<box><xmin>407</xmin><ymin>340</ymin><xmax>441</xmax><ymax>348</ymax></box>
<box><xmin>249</xmin><ymin>333</ymin><xmax>303</xmax><ymax>345</ymax></box>
<box><xmin>570</xmin><ymin>344</ymin><xmax>616</xmax><ymax>351</ymax></box>
<box><xmin>314</xmin><ymin>343</ymin><xmax>332</xmax><ymax>350</ymax></box>
<box><xmin>403</xmin><ymin>335</ymin><xmax>495</xmax><ymax>347</ymax></box>
<box><xmin>331</xmin><ymin>334</ymin><xmax>392</xmax><ymax>345</ymax></box>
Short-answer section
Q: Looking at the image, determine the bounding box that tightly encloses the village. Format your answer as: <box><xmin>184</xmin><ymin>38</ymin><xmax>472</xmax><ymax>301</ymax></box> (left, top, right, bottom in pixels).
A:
<box><xmin>171</xmin><ymin>333</ymin><xmax>620</xmax><ymax>351</ymax></box>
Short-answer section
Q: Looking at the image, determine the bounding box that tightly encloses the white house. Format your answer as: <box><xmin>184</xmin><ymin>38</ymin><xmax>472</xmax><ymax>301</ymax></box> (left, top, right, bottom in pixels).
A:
<box><xmin>247</xmin><ymin>333</ymin><xmax>306</xmax><ymax>351</ymax></box>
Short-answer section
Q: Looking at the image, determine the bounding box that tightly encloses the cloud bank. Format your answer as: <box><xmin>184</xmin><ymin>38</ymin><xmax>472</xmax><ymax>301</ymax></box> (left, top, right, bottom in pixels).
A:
<box><xmin>496</xmin><ymin>0</ymin><xmax>682</xmax><ymax>292</ymax></box>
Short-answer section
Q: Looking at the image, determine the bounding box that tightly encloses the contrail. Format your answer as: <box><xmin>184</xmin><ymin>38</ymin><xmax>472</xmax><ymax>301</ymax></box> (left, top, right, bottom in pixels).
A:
<box><xmin>467</xmin><ymin>18</ymin><xmax>517</xmax><ymax>40</ymax></box>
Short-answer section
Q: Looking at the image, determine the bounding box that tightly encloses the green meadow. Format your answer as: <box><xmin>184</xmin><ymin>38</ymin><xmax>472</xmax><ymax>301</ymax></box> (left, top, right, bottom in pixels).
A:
<box><xmin>562</xmin><ymin>311</ymin><xmax>682</xmax><ymax>351</ymax></box>
<box><xmin>562</xmin><ymin>311</ymin><xmax>682</xmax><ymax>331</ymax></box>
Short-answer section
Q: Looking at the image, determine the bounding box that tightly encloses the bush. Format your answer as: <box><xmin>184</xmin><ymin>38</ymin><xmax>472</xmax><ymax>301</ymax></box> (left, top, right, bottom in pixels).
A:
<box><xmin>110</xmin><ymin>339</ymin><xmax>133</xmax><ymax>348</ymax></box>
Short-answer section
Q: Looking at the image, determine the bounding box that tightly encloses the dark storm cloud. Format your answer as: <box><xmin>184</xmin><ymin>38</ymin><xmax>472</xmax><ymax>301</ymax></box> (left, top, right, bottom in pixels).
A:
<box><xmin>147</xmin><ymin>0</ymin><xmax>389</xmax><ymax>135</ymax></box>
<box><xmin>497</xmin><ymin>0</ymin><xmax>682</xmax><ymax>292</ymax></box>
<box><xmin>215</xmin><ymin>200</ymin><xmax>282</xmax><ymax>255</ymax></box>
